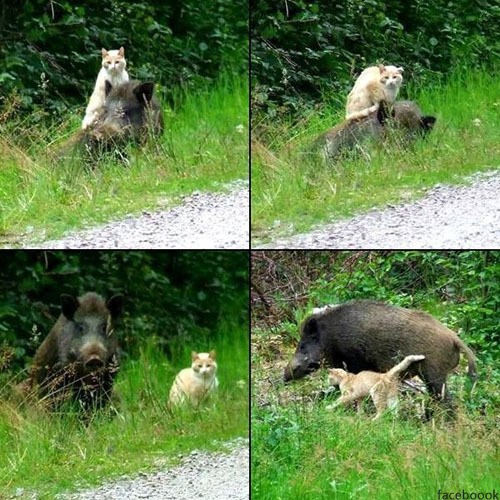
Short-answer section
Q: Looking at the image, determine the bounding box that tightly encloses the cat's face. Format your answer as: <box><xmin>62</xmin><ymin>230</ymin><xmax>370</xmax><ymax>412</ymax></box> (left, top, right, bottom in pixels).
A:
<box><xmin>101</xmin><ymin>47</ymin><xmax>126</xmax><ymax>73</ymax></box>
<box><xmin>379</xmin><ymin>65</ymin><xmax>403</xmax><ymax>88</ymax></box>
<box><xmin>191</xmin><ymin>350</ymin><xmax>217</xmax><ymax>378</ymax></box>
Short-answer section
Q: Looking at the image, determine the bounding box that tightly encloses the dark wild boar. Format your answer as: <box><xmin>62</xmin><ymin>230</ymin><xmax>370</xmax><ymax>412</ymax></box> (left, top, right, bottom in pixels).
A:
<box><xmin>392</xmin><ymin>100</ymin><xmax>436</xmax><ymax>141</ymax></box>
<box><xmin>30</xmin><ymin>292</ymin><xmax>123</xmax><ymax>411</ymax></box>
<box><xmin>284</xmin><ymin>300</ymin><xmax>476</xmax><ymax>409</ymax></box>
<box><xmin>86</xmin><ymin>79</ymin><xmax>164</xmax><ymax>150</ymax></box>
<box><xmin>316</xmin><ymin>100</ymin><xmax>436</xmax><ymax>161</ymax></box>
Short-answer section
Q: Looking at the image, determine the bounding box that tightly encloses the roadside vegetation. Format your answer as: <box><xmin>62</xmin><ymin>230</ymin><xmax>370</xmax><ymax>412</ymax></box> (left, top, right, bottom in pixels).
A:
<box><xmin>252</xmin><ymin>69</ymin><xmax>499</xmax><ymax>243</ymax></box>
<box><xmin>0</xmin><ymin>330</ymin><xmax>248</xmax><ymax>497</ymax></box>
<box><xmin>0</xmin><ymin>73</ymin><xmax>248</xmax><ymax>245</ymax></box>
<box><xmin>0</xmin><ymin>251</ymin><xmax>249</xmax><ymax>497</ymax></box>
<box><xmin>251</xmin><ymin>251</ymin><xmax>500</xmax><ymax>499</ymax></box>
<box><xmin>252</xmin><ymin>398</ymin><xmax>498</xmax><ymax>499</ymax></box>
<box><xmin>251</xmin><ymin>0</ymin><xmax>499</xmax><ymax>244</ymax></box>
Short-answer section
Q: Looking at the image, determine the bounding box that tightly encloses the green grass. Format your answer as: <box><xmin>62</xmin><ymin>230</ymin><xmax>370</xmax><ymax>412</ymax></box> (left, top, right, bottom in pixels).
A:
<box><xmin>0</xmin><ymin>324</ymin><xmax>249</xmax><ymax>497</ymax></box>
<box><xmin>252</xmin><ymin>330</ymin><xmax>499</xmax><ymax>500</ymax></box>
<box><xmin>0</xmin><ymin>72</ymin><xmax>248</xmax><ymax>245</ymax></box>
<box><xmin>251</xmin><ymin>69</ymin><xmax>500</xmax><ymax>244</ymax></box>
<box><xmin>252</xmin><ymin>402</ymin><xmax>499</xmax><ymax>500</ymax></box>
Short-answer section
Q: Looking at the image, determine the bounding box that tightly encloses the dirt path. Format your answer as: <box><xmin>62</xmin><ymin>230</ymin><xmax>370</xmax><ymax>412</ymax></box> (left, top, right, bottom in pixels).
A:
<box><xmin>257</xmin><ymin>171</ymin><xmax>500</xmax><ymax>249</ymax></box>
<box><xmin>13</xmin><ymin>181</ymin><xmax>249</xmax><ymax>249</ymax></box>
<box><xmin>57</xmin><ymin>438</ymin><xmax>249</xmax><ymax>500</ymax></box>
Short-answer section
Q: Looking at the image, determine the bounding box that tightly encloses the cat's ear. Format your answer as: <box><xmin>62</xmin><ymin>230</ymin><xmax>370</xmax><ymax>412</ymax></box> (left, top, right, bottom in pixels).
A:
<box><xmin>101</xmin><ymin>48</ymin><xmax>108</xmax><ymax>58</ymax></box>
<box><xmin>105</xmin><ymin>80</ymin><xmax>113</xmax><ymax>97</ymax></box>
<box><xmin>118</xmin><ymin>47</ymin><xmax>125</xmax><ymax>57</ymax></box>
<box><xmin>396</xmin><ymin>66</ymin><xmax>404</xmax><ymax>73</ymax></box>
<box><xmin>209</xmin><ymin>350</ymin><xmax>217</xmax><ymax>360</ymax></box>
<box><xmin>191</xmin><ymin>351</ymin><xmax>198</xmax><ymax>361</ymax></box>
<box><xmin>378</xmin><ymin>64</ymin><xmax>386</xmax><ymax>73</ymax></box>
<box><xmin>134</xmin><ymin>82</ymin><xmax>155</xmax><ymax>104</ymax></box>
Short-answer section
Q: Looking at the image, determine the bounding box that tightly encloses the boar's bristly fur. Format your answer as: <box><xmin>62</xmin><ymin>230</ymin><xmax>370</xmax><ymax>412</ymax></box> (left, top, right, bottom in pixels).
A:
<box><xmin>84</xmin><ymin>80</ymin><xmax>163</xmax><ymax>157</ymax></box>
<box><xmin>29</xmin><ymin>292</ymin><xmax>123</xmax><ymax>412</ymax></box>
<box><xmin>284</xmin><ymin>300</ymin><xmax>476</xmax><ymax>414</ymax></box>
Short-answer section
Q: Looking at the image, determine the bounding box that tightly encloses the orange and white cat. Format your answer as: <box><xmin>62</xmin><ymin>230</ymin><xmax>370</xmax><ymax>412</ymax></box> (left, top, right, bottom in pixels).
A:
<box><xmin>82</xmin><ymin>47</ymin><xmax>130</xmax><ymax>129</ymax></box>
<box><xmin>346</xmin><ymin>64</ymin><xmax>403</xmax><ymax>121</ymax></box>
<box><xmin>327</xmin><ymin>354</ymin><xmax>425</xmax><ymax>420</ymax></box>
<box><xmin>168</xmin><ymin>351</ymin><xmax>219</xmax><ymax>407</ymax></box>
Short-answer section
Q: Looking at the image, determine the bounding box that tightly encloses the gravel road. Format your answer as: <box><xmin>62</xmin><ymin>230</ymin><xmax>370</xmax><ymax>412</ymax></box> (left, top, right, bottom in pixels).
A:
<box><xmin>56</xmin><ymin>438</ymin><xmax>249</xmax><ymax>500</ymax></box>
<box><xmin>19</xmin><ymin>181</ymin><xmax>249</xmax><ymax>249</ymax></box>
<box><xmin>258</xmin><ymin>170</ymin><xmax>500</xmax><ymax>249</ymax></box>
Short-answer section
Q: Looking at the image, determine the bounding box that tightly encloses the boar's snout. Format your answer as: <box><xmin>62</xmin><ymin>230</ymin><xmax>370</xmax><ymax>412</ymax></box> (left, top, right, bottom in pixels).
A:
<box><xmin>283</xmin><ymin>355</ymin><xmax>321</xmax><ymax>382</ymax></box>
<box><xmin>84</xmin><ymin>354</ymin><xmax>105</xmax><ymax>372</ymax></box>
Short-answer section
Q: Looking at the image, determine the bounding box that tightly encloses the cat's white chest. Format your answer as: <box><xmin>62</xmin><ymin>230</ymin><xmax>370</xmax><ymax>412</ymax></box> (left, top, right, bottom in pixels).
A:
<box><xmin>193</xmin><ymin>371</ymin><xmax>218</xmax><ymax>390</ymax></box>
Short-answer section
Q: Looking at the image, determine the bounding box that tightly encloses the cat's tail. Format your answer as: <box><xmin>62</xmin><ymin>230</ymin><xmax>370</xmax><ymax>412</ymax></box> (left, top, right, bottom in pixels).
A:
<box><xmin>345</xmin><ymin>103</ymin><xmax>379</xmax><ymax>121</ymax></box>
<box><xmin>387</xmin><ymin>354</ymin><xmax>425</xmax><ymax>378</ymax></box>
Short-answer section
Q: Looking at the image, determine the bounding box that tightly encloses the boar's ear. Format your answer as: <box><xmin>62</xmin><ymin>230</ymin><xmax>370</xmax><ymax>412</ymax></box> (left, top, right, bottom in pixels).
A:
<box><xmin>302</xmin><ymin>317</ymin><xmax>320</xmax><ymax>342</ymax></box>
<box><xmin>421</xmin><ymin>116</ymin><xmax>436</xmax><ymax>131</ymax></box>
<box><xmin>60</xmin><ymin>294</ymin><xmax>79</xmax><ymax>320</ymax></box>
<box><xmin>105</xmin><ymin>80</ymin><xmax>113</xmax><ymax>97</ymax></box>
<box><xmin>134</xmin><ymin>82</ymin><xmax>155</xmax><ymax>104</ymax></box>
<box><xmin>106</xmin><ymin>294</ymin><xmax>124</xmax><ymax>319</ymax></box>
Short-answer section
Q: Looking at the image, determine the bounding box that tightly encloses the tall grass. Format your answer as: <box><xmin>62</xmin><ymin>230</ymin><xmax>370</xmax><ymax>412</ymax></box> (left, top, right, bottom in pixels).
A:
<box><xmin>0</xmin><ymin>322</ymin><xmax>248</xmax><ymax>497</ymax></box>
<box><xmin>252</xmin><ymin>402</ymin><xmax>499</xmax><ymax>500</ymax></box>
<box><xmin>251</xmin><ymin>69</ymin><xmax>500</xmax><ymax>243</ymax></box>
<box><xmin>251</xmin><ymin>338</ymin><xmax>499</xmax><ymax>500</ymax></box>
<box><xmin>0</xmin><ymin>72</ymin><xmax>248</xmax><ymax>244</ymax></box>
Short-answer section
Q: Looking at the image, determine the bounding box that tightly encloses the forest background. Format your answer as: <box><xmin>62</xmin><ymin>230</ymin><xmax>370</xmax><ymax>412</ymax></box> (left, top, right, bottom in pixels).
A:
<box><xmin>251</xmin><ymin>251</ymin><xmax>499</xmax><ymax>499</ymax></box>
<box><xmin>251</xmin><ymin>0</ymin><xmax>499</xmax><ymax>129</ymax></box>
<box><xmin>251</xmin><ymin>0</ymin><xmax>499</xmax><ymax>242</ymax></box>
<box><xmin>1</xmin><ymin>0</ymin><xmax>248</xmax><ymax>115</ymax></box>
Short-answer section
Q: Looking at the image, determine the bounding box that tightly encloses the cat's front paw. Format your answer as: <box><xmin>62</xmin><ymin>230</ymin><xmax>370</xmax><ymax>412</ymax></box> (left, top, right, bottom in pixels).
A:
<box><xmin>82</xmin><ymin>113</ymin><xmax>98</xmax><ymax>130</ymax></box>
<box><xmin>81</xmin><ymin>118</ymin><xmax>91</xmax><ymax>130</ymax></box>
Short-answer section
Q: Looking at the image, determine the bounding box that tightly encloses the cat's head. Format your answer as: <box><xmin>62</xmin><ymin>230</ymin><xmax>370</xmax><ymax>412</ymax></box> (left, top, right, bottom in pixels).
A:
<box><xmin>101</xmin><ymin>47</ymin><xmax>126</xmax><ymax>73</ymax></box>
<box><xmin>328</xmin><ymin>368</ymin><xmax>349</xmax><ymax>386</ymax></box>
<box><xmin>378</xmin><ymin>64</ymin><xmax>403</xmax><ymax>88</ymax></box>
<box><xmin>191</xmin><ymin>350</ymin><xmax>217</xmax><ymax>378</ymax></box>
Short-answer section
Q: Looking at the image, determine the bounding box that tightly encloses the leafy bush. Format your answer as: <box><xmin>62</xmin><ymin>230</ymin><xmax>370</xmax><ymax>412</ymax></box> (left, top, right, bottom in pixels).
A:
<box><xmin>0</xmin><ymin>251</ymin><xmax>248</xmax><ymax>373</ymax></box>
<box><xmin>0</xmin><ymin>0</ymin><xmax>247</xmax><ymax>115</ymax></box>
<box><xmin>251</xmin><ymin>0</ymin><xmax>499</xmax><ymax>126</ymax></box>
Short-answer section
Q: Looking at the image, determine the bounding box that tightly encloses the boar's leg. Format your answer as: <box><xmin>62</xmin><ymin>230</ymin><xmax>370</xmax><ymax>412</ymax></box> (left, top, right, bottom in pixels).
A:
<box><xmin>425</xmin><ymin>377</ymin><xmax>456</xmax><ymax>419</ymax></box>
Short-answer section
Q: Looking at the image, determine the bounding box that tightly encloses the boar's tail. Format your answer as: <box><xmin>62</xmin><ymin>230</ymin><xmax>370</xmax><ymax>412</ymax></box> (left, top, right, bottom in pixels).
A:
<box><xmin>455</xmin><ymin>338</ymin><xmax>477</xmax><ymax>382</ymax></box>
